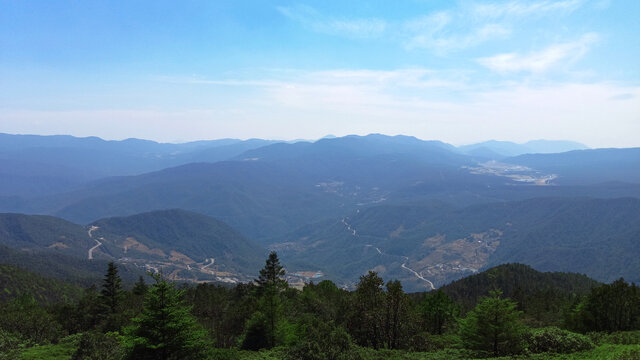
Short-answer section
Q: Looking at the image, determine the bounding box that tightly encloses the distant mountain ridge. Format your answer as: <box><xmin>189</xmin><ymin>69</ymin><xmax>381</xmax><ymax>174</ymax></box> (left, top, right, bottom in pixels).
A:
<box><xmin>458</xmin><ymin>139</ymin><xmax>589</xmax><ymax>159</ymax></box>
<box><xmin>1</xmin><ymin>134</ymin><xmax>638</xmax><ymax>243</ymax></box>
<box><xmin>0</xmin><ymin>133</ymin><xmax>279</xmax><ymax>196</ymax></box>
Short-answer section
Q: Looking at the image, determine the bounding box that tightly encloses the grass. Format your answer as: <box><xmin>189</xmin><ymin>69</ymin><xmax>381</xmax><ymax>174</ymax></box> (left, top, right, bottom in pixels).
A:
<box><xmin>9</xmin><ymin>337</ymin><xmax>640</xmax><ymax>360</ymax></box>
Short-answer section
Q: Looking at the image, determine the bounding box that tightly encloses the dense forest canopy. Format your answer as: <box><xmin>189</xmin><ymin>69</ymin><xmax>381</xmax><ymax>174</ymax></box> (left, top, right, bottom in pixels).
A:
<box><xmin>1</xmin><ymin>257</ymin><xmax>639</xmax><ymax>359</ymax></box>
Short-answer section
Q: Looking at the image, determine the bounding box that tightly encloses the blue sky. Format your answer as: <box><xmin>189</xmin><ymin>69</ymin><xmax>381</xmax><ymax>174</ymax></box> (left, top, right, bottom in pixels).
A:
<box><xmin>1</xmin><ymin>0</ymin><xmax>638</xmax><ymax>147</ymax></box>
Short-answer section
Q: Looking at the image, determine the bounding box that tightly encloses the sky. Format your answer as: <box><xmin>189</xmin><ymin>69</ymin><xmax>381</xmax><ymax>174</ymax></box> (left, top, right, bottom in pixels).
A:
<box><xmin>0</xmin><ymin>0</ymin><xmax>639</xmax><ymax>147</ymax></box>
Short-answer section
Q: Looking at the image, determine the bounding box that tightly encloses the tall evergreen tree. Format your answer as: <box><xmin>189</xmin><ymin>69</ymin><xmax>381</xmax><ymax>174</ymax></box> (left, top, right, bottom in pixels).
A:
<box><xmin>256</xmin><ymin>251</ymin><xmax>287</xmax><ymax>291</ymax></box>
<box><xmin>242</xmin><ymin>251</ymin><xmax>288</xmax><ymax>350</ymax></box>
<box><xmin>123</xmin><ymin>275</ymin><xmax>209</xmax><ymax>360</ymax></box>
<box><xmin>100</xmin><ymin>262</ymin><xmax>123</xmax><ymax>315</ymax></box>
<box><xmin>459</xmin><ymin>290</ymin><xmax>526</xmax><ymax>356</ymax></box>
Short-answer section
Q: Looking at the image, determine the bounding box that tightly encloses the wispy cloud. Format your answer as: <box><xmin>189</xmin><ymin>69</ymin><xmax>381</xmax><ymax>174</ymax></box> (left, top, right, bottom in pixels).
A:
<box><xmin>403</xmin><ymin>13</ymin><xmax>511</xmax><ymax>52</ymax></box>
<box><xmin>277</xmin><ymin>5</ymin><xmax>386</xmax><ymax>39</ymax></box>
<box><xmin>470</xmin><ymin>0</ymin><xmax>585</xmax><ymax>19</ymax></box>
<box><xmin>277</xmin><ymin>1</ymin><xmax>589</xmax><ymax>54</ymax></box>
<box><xmin>478</xmin><ymin>33</ymin><xmax>599</xmax><ymax>73</ymax></box>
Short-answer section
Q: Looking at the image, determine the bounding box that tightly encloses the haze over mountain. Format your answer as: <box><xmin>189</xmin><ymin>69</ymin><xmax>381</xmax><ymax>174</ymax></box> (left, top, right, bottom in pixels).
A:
<box><xmin>458</xmin><ymin>140</ymin><xmax>589</xmax><ymax>159</ymax></box>
<box><xmin>0</xmin><ymin>133</ymin><xmax>277</xmax><ymax>197</ymax></box>
<box><xmin>0</xmin><ymin>133</ymin><xmax>638</xmax><ymax>292</ymax></box>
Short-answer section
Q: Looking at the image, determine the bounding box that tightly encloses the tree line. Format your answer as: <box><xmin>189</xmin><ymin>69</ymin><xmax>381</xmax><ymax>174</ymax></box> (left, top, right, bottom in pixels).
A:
<box><xmin>1</xmin><ymin>253</ymin><xmax>640</xmax><ymax>359</ymax></box>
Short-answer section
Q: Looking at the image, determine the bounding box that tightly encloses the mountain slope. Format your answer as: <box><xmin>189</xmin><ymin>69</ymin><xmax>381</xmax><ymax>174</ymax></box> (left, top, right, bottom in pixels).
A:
<box><xmin>0</xmin><ymin>264</ymin><xmax>83</xmax><ymax>304</ymax></box>
<box><xmin>0</xmin><ymin>213</ymin><xmax>93</xmax><ymax>258</ymax></box>
<box><xmin>0</xmin><ymin>211</ymin><xmax>266</xmax><ymax>284</ymax></box>
<box><xmin>437</xmin><ymin>263</ymin><xmax>599</xmax><ymax>311</ymax></box>
<box><xmin>91</xmin><ymin>209</ymin><xmax>266</xmax><ymax>275</ymax></box>
<box><xmin>506</xmin><ymin>148</ymin><xmax>640</xmax><ymax>185</ymax></box>
<box><xmin>277</xmin><ymin>197</ymin><xmax>640</xmax><ymax>291</ymax></box>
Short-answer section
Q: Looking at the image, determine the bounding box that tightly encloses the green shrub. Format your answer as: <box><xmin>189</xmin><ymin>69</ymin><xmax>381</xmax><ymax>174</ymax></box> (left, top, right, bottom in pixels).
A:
<box><xmin>71</xmin><ymin>331</ymin><xmax>123</xmax><ymax>360</ymax></box>
<box><xmin>524</xmin><ymin>327</ymin><xmax>594</xmax><ymax>354</ymax></box>
<box><xmin>409</xmin><ymin>332</ymin><xmax>461</xmax><ymax>352</ymax></box>
<box><xmin>590</xmin><ymin>331</ymin><xmax>640</xmax><ymax>345</ymax></box>
<box><xmin>210</xmin><ymin>348</ymin><xmax>240</xmax><ymax>360</ymax></box>
<box><xmin>613</xmin><ymin>348</ymin><xmax>640</xmax><ymax>360</ymax></box>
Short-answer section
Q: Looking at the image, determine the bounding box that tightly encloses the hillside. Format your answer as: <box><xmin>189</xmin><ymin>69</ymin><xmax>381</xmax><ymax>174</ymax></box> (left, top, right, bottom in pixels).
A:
<box><xmin>0</xmin><ymin>264</ymin><xmax>83</xmax><ymax>304</ymax></box>
<box><xmin>437</xmin><ymin>263</ymin><xmax>600</xmax><ymax>310</ymax></box>
<box><xmin>506</xmin><ymin>148</ymin><xmax>640</xmax><ymax>185</ymax></box>
<box><xmin>0</xmin><ymin>211</ymin><xmax>266</xmax><ymax>284</ymax></box>
<box><xmin>277</xmin><ymin>197</ymin><xmax>640</xmax><ymax>291</ymax></box>
<box><xmin>0</xmin><ymin>213</ymin><xmax>93</xmax><ymax>258</ymax></box>
<box><xmin>91</xmin><ymin>209</ymin><xmax>266</xmax><ymax>280</ymax></box>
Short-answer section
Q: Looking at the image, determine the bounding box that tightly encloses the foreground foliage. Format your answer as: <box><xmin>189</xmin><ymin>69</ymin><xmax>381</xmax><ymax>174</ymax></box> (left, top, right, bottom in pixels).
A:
<box><xmin>1</xmin><ymin>257</ymin><xmax>640</xmax><ymax>359</ymax></box>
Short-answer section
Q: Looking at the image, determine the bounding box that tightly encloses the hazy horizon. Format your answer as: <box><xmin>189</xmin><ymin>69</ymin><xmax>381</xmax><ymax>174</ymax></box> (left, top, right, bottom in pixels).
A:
<box><xmin>1</xmin><ymin>1</ymin><xmax>639</xmax><ymax>147</ymax></box>
<box><xmin>0</xmin><ymin>131</ymin><xmax>604</xmax><ymax>149</ymax></box>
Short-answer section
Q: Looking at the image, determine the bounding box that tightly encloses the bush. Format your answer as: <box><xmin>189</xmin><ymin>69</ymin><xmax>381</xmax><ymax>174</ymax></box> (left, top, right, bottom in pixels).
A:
<box><xmin>210</xmin><ymin>348</ymin><xmax>240</xmax><ymax>360</ymax></box>
<box><xmin>0</xmin><ymin>329</ymin><xmax>29</xmax><ymax>360</ymax></box>
<box><xmin>589</xmin><ymin>331</ymin><xmax>640</xmax><ymax>345</ymax></box>
<box><xmin>409</xmin><ymin>332</ymin><xmax>461</xmax><ymax>352</ymax></box>
<box><xmin>524</xmin><ymin>327</ymin><xmax>594</xmax><ymax>354</ymax></box>
<box><xmin>71</xmin><ymin>331</ymin><xmax>123</xmax><ymax>360</ymax></box>
<box><xmin>286</xmin><ymin>317</ymin><xmax>359</xmax><ymax>360</ymax></box>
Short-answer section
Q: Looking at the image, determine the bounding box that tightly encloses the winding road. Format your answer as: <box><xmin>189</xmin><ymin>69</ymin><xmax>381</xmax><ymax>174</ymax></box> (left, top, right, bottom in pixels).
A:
<box><xmin>201</xmin><ymin>258</ymin><xmax>215</xmax><ymax>270</ymax></box>
<box><xmin>87</xmin><ymin>226</ymin><xmax>103</xmax><ymax>260</ymax></box>
<box><xmin>401</xmin><ymin>256</ymin><xmax>435</xmax><ymax>290</ymax></box>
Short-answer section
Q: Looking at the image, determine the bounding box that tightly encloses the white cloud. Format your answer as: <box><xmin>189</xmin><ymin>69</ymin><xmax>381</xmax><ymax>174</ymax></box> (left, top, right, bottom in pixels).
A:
<box><xmin>477</xmin><ymin>33</ymin><xmax>599</xmax><ymax>73</ymax></box>
<box><xmin>277</xmin><ymin>1</ymin><xmax>589</xmax><ymax>54</ymax></box>
<box><xmin>401</xmin><ymin>0</ymin><xmax>585</xmax><ymax>53</ymax></box>
<box><xmin>471</xmin><ymin>0</ymin><xmax>585</xmax><ymax>19</ymax></box>
<box><xmin>4</xmin><ymin>70</ymin><xmax>639</xmax><ymax>147</ymax></box>
<box><xmin>277</xmin><ymin>5</ymin><xmax>386</xmax><ymax>39</ymax></box>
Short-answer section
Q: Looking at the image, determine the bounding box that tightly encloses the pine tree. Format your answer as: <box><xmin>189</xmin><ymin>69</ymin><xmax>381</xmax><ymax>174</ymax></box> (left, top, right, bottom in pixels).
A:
<box><xmin>459</xmin><ymin>290</ymin><xmax>526</xmax><ymax>356</ymax></box>
<box><xmin>241</xmin><ymin>251</ymin><xmax>288</xmax><ymax>350</ymax></box>
<box><xmin>132</xmin><ymin>275</ymin><xmax>148</xmax><ymax>297</ymax></box>
<box><xmin>100</xmin><ymin>262</ymin><xmax>123</xmax><ymax>315</ymax></box>
<box><xmin>123</xmin><ymin>276</ymin><xmax>209</xmax><ymax>360</ymax></box>
<box><xmin>256</xmin><ymin>251</ymin><xmax>287</xmax><ymax>291</ymax></box>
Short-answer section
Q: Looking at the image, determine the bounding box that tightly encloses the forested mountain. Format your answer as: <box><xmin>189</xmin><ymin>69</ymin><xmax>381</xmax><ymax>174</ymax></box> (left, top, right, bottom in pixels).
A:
<box><xmin>436</xmin><ymin>263</ymin><xmax>600</xmax><ymax>310</ymax></box>
<box><xmin>277</xmin><ymin>197</ymin><xmax>640</xmax><ymax>291</ymax></box>
<box><xmin>505</xmin><ymin>148</ymin><xmax>640</xmax><ymax>185</ymax></box>
<box><xmin>0</xmin><ymin>211</ymin><xmax>266</xmax><ymax>284</ymax></box>
<box><xmin>0</xmin><ymin>133</ymin><xmax>638</xmax><ymax>296</ymax></box>
<box><xmin>0</xmin><ymin>213</ymin><xmax>93</xmax><ymax>257</ymax></box>
<box><xmin>91</xmin><ymin>209</ymin><xmax>266</xmax><ymax>277</ymax></box>
<box><xmin>0</xmin><ymin>264</ymin><xmax>83</xmax><ymax>304</ymax></box>
<box><xmin>3</xmin><ymin>134</ymin><xmax>638</xmax><ymax>245</ymax></box>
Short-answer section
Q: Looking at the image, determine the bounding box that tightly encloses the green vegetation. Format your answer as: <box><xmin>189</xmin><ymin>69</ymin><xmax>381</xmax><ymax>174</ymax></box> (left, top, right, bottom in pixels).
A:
<box><xmin>0</xmin><ymin>264</ymin><xmax>82</xmax><ymax>304</ymax></box>
<box><xmin>1</xmin><ymin>258</ymin><xmax>639</xmax><ymax>359</ymax></box>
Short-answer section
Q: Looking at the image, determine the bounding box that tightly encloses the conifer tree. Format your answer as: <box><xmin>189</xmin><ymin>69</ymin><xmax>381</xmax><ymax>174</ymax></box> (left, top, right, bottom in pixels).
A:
<box><xmin>459</xmin><ymin>290</ymin><xmax>526</xmax><ymax>356</ymax></box>
<box><xmin>100</xmin><ymin>262</ymin><xmax>123</xmax><ymax>315</ymax></box>
<box><xmin>241</xmin><ymin>251</ymin><xmax>288</xmax><ymax>349</ymax></box>
<box><xmin>123</xmin><ymin>275</ymin><xmax>209</xmax><ymax>360</ymax></box>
